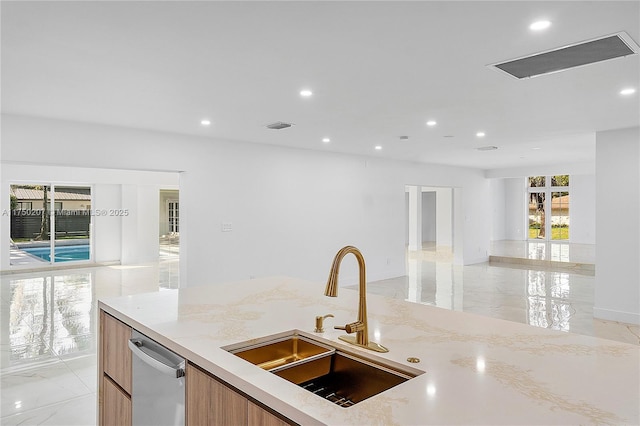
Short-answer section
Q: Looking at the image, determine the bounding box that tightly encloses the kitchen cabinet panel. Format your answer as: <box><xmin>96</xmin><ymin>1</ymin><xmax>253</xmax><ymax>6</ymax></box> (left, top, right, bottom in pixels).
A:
<box><xmin>103</xmin><ymin>375</ymin><xmax>131</xmax><ymax>426</ymax></box>
<box><xmin>248</xmin><ymin>401</ymin><xmax>290</xmax><ymax>426</ymax></box>
<box><xmin>186</xmin><ymin>362</ymin><xmax>247</xmax><ymax>425</ymax></box>
<box><xmin>101</xmin><ymin>311</ymin><xmax>132</xmax><ymax>394</ymax></box>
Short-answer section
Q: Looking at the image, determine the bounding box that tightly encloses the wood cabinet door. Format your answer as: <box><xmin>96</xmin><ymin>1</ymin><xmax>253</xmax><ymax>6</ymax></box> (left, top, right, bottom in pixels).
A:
<box><xmin>103</xmin><ymin>375</ymin><xmax>132</xmax><ymax>426</ymax></box>
<box><xmin>101</xmin><ymin>311</ymin><xmax>132</xmax><ymax>394</ymax></box>
<box><xmin>248</xmin><ymin>401</ymin><xmax>291</xmax><ymax>426</ymax></box>
<box><xmin>186</xmin><ymin>363</ymin><xmax>248</xmax><ymax>425</ymax></box>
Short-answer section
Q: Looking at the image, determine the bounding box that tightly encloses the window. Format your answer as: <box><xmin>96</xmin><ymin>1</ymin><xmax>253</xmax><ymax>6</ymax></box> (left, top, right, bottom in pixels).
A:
<box><xmin>168</xmin><ymin>200</ymin><xmax>179</xmax><ymax>233</ymax></box>
<box><xmin>15</xmin><ymin>202</ymin><xmax>32</xmax><ymax>210</ymax></box>
<box><xmin>527</xmin><ymin>175</ymin><xmax>569</xmax><ymax>240</ymax></box>
<box><xmin>9</xmin><ymin>184</ymin><xmax>92</xmax><ymax>266</ymax></box>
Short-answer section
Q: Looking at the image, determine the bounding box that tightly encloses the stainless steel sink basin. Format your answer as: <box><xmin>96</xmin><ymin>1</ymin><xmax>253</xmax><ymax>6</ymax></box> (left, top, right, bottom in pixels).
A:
<box><xmin>224</xmin><ymin>332</ymin><xmax>424</xmax><ymax>407</ymax></box>
<box><xmin>227</xmin><ymin>334</ymin><xmax>334</xmax><ymax>370</ymax></box>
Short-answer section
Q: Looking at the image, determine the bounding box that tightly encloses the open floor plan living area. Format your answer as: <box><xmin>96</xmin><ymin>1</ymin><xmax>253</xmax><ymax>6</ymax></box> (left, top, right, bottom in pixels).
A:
<box><xmin>1</xmin><ymin>1</ymin><xmax>638</xmax><ymax>425</ymax></box>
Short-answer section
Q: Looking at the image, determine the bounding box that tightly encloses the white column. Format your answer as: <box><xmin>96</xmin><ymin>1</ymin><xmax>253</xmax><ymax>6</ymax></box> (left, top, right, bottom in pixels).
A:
<box><xmin>595</xmin><ymin>127</ymin><xmax>640</xmax><ymax>324</ymax></box>
<box><xmin>436</xmin><ymin>187</ymin><xmax>453</xmax><ymax>247</ymax></box>
<box><xmin>407</xmin><ymin>185</ymin><xmax>422</xmax><ymax>251</ymax></box>
<box><xmin>452</xmin><ymin>188</ymin><xmax>464</xmax><ymax>265</ymax></box>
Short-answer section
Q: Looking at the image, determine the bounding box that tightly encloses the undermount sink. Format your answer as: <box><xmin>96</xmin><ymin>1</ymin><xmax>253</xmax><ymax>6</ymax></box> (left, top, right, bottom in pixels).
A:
<box><xmin>224</xmin><ymin>331</ymin><xmax>424</xmax><ymax>407</ymax></box>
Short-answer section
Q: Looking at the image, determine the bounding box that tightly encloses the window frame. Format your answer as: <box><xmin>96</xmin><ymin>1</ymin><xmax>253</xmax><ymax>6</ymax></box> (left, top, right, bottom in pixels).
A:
<box><xmin>526</xmin><ymin>176</ymin><xmax>570</xmax><ymax>241</ymax></box>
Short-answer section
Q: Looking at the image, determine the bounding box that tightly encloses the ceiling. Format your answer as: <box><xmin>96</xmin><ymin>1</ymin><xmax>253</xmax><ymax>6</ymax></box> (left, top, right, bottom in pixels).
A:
<box><xmin>1</xmin><ymin>1</ymin><xmax>639</xmax><ymax>171</ymax></box>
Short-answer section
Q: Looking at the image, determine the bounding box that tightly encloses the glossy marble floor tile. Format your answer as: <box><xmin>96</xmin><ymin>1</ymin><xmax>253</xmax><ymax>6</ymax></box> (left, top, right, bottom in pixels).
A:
<box><xmin>1</xmin><ymin>259</ymin><xmax>178</xmax><ymax>425</ymax></box>
<box><xmin>358</xmin><ymin>251</ymin><xmax>638</xmax><ymax>346</ymax></box>
<box><xmin>1</xmin><ymin>246</ymin><xmax>638</xmax><ymax>425</ymax></box>
<box><xmin>1</xmin><ymin>393</ymin><xmax>97</xmax><ymax>426</ymax></box>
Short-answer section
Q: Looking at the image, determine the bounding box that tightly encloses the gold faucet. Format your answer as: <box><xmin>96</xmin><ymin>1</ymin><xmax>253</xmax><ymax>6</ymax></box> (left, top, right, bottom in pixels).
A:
<box><xmin>324</xmin><ymin>246</ymin><xmax>389</xmax><ymax>353</ymax></box>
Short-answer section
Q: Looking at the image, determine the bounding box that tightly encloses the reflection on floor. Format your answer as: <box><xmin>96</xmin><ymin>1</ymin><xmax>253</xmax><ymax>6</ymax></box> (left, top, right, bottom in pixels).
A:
<box><xmin>0</xmin><ymin>258</ymin><xmax>179</xmax><ymax>425</ymax></box>
<box><xmin>353</xmin><ymin>244</ymin><xmax>636</xmax><ymax>347</ymax></box>
<box><xmin>489</xmin><ymin>239</ymin><xmax>595</xmax><ymax>275</ymax></box>
<box><xmin>1</xmin><ymin>244</ymin><xmax>638</xmax><ymax>425</ymax></box>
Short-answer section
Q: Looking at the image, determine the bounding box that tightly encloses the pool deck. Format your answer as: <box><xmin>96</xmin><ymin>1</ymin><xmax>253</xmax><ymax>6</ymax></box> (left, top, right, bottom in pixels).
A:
<box><xmin>9</xmin><ymin>247</ymin><xmax>48</xmax><ymax>265</ymax></box>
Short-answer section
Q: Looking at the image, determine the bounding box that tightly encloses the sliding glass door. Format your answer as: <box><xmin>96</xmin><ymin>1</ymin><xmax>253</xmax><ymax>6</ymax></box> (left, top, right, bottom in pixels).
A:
<box><xmin>9</xmin><ymin>184</ymin><xmax>91</xmax><ymax>266</ymax></box>
<box><xmin>53</xmin><ymin>186</ymin><xmax>91</xmax><ymax>262</ymax></box>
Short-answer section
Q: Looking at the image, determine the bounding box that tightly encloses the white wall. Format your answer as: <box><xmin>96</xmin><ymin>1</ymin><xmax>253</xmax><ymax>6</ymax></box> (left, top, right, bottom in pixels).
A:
<box><xmin>407</xmin><ymin>185</ymin><xmax>423</xmax><ymax>251</ymax></box>
<box><xmin>421</xmin><ymin>191</ymin><xmax>436</xmax><ymax>243</ymax></box>
<box><xmin>489</xmin><ymin>178</ymin><xmax>506</xmax><ymax>241</ymax></box>
<box><xmin>121</xmin><ymin>184</ymin><xmax>161</xmax><ymax>264</ymax></box>
<box><xmin>595</xmin><ymin>127</ymin><xmax>639</xmax><ymax>324</ymax></box>
<box><xmin>505</xmin><ymin>178</ymin><xmax>526</xmax><ymax>240</ymax></box>
<box><xmin>93</xmin><ymin>184</ymin><xmax>122</xmax><ymax>263</ymax></box>
<box><xmin>435</xmin><ymin>187</ymin><xmax>453</xmax><ymax>246</ymax></box>
<box><xmin>1</xmin><ymin>114</ymin><xmax>491</xmax><ymax>286</ymax></box>
<box><xmin>0</xmin><ymin>162</ymin><xmax>178</xmax><ymax>269</ymax></box>
<box><xmin>569</xmin><ymin>174</ymin><xmax>596</xmax><ymax>244</ymax></box>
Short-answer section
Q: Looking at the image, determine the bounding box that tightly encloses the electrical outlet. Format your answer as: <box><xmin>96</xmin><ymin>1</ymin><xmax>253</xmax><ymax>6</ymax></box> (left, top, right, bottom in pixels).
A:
<box><xmin>221</xmin><ymin>222</ymin><xmax>233</xmax><ymax>232</ymax></box>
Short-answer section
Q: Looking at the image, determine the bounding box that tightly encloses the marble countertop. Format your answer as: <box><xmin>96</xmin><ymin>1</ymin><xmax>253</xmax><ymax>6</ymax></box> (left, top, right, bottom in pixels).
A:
<box><xmin>99</xmin><ymin>276</ymin><xmax>639</xmax><ymax>425</ymax></box>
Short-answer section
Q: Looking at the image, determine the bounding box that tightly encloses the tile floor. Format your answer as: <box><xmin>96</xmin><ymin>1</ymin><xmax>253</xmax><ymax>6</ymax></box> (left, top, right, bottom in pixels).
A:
<box><xmin>1</xmin><ymin>243</ymin><xmax>638</xmax><ymax>425</ymax></box>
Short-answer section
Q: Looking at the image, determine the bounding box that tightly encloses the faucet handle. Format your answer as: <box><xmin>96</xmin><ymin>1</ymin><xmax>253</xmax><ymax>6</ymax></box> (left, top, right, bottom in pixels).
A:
<box><xmin>315</xmin><ymin>314</ymin><xmax>334</xmax><ymax>333</ymax></box>
<box><xmin>334</xmin><ymin>321</ymin><xmax>364</xmax><ymax>334</ymax></box>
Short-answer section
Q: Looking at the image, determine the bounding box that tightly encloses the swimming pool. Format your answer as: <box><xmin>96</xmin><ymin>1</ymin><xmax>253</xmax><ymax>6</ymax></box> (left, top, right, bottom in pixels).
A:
<box><xmin>22</xmin><ymin>245</ymin><xmax>90</xmax><ymax>262</ymax></box>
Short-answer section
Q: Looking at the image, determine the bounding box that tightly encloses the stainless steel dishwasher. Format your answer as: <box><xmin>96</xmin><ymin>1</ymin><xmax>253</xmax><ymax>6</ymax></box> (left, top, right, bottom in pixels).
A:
<box><xmin>128</xmin><ymin>330</ymin><xmax>186</xmax><ymax>426</ymax></box>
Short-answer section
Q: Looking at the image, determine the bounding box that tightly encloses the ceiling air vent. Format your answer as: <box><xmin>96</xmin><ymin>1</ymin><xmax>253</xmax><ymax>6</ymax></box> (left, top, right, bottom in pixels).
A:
<box><xmin>266</xmin><ymin>121</ymin><xmax>294</xmax><ymax>130</ymax></box>
<box><xmin>490</xmin><ymin>32</ymin><xmax>639</xmax><ymax>79</ymax></box>
<box><xmin>477</xmin><ymin>146</ymin><xmax>498</xmax><ymax>151</ymax></box>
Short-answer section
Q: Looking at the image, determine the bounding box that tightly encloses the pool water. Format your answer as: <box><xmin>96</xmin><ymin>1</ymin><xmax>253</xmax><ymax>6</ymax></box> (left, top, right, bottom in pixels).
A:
<box><xmin>23</xmin><ymin>245</ymin><xmax>90</xmax><ymax>262</ymax></box>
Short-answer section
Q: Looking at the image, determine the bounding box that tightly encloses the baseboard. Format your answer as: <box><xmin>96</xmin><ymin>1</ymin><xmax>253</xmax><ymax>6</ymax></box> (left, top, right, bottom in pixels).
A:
<box><xmin>593</xmin><ymin>307</ymin><xmax>640</xmax><ymax>325</ymax></box>
<box><xmin>0</xmin><ymin>260</ymin><xmax>120</xmax><ymax>275</ymax></box>
<box><xmin>463</xmin><ymin>255</ymin><xmax>489</xmax><ymax>266</ymax></box>
<box><xmin>489</xmin><ymin>255</ymin><xmax>595</xmax><ymax>276</ymax></box>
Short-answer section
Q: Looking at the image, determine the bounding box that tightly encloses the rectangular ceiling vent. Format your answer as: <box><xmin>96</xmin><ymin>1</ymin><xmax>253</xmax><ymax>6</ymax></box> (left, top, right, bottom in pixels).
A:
<box><xmin>266</xmin><ymin>121</ymin><xmax>294</xmax><ymax>130</ymax></box>
<box><xmin>490</xmin><ymin>32</ymin><xmax>639</xmax><ymax>79</ymax></box>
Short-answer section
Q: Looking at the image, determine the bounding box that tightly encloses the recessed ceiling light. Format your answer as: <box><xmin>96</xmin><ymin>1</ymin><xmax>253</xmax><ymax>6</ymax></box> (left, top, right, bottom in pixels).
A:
<box><xmin>375</xmin><ymin>145</ymin><xmax>382</xmax><ymax>151</ymax></box>
<box><xmin>426</xmin><ymin>120</ymin><xmax>437</xmax><ymax>127</ymax></box>
<box><xmin>200</xmin><ymin>119</ymin><xmax>211</xmax><ymax>126</ymax></box>
<box><xmin>620</xmin><ymin>88</ymin><xmax>637</xmax><ymax>96</ymax></box>
<box><xmin>300</xmin><ymin>89</ymin><xmax>313</xmax><ymax>97</ymax></box>
<box><xmin>322</xmin><ymin>138</ymin><xmax>330</xmax><ymax>143</ymax></box>
<box><xmin>532</xmin><ymin>147</ymin><xmax>541</xmax><ymax>150</ymax></box>
<box><xmin>529</xmin><ymin>20</ymin><xmax>551</xmax><ymax>31</ymax></box>
<box><xmin>476</xmin><ymin>131</ymin><xmax>486</xmax><ymax>137</ymax></box>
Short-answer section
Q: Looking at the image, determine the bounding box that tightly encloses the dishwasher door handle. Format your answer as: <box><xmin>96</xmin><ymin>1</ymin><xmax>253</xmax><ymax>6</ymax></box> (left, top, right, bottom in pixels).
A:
<box><xmin>128</xmin><ymin>338</ymin><xmax>185</xmax><ymax>378</ymax></box>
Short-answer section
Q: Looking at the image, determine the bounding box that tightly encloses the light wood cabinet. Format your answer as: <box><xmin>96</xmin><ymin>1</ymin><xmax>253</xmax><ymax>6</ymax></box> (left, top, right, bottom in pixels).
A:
<box><xmin>186</xmin><ymin>362</ymin><xmax>294</xmax><ymax>426</ymax></box>
<box><xmin>99</xmin><ymin>310</ymin><xmax>132</xmax><ymax>426</ymax></box>
<box><xmin>186</xmin><ymin>362</ymin><xmax>248</xmax><ymax>425</ymax></box>
<box><xmin>101</xmin><ymin>311</ymin><xmax>132</xmax><ymax>393</ymax></box>
<box><xmin>103</xmin><ymin>375</ymin><xmax>132</xmax><ymax>426</ymax></box>
<box><xmin>248</xmin><ymin>401</ymin><xmax>290</xmax><ymax>426</ymax></box>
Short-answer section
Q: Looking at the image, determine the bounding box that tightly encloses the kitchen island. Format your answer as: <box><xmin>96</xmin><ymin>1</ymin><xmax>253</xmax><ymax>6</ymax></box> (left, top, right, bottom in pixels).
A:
<box><xmin>98</xmin><ymin>276</ymin><xmax>639</xmax><ymax>425</ymax></box>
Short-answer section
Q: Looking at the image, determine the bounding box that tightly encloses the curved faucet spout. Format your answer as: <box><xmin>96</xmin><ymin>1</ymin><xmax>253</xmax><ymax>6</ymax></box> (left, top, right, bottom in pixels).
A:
<box><xmin>324</xmin><ymin>246</ymin><xmax>387</xmax><ymax>352</ymax></box>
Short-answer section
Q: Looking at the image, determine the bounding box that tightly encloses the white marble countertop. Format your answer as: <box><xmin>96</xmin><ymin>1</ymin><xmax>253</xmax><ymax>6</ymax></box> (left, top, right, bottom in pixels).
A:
<box><xmin>98</xmin><ymin>276</ymin><xmax>639</xmax><ymax>425</ymax></box>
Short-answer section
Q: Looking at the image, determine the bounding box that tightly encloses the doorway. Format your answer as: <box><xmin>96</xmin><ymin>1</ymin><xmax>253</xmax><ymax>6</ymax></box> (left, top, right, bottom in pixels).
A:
<box><xmin>405</xmin><ymin>185</ymin><xmax>455</xmax><ymax>262</ymax></box>
<box><xmin>159</xmin><ymin>189</ymin><xmax>179</xmax><ymax>260</ymax></box>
